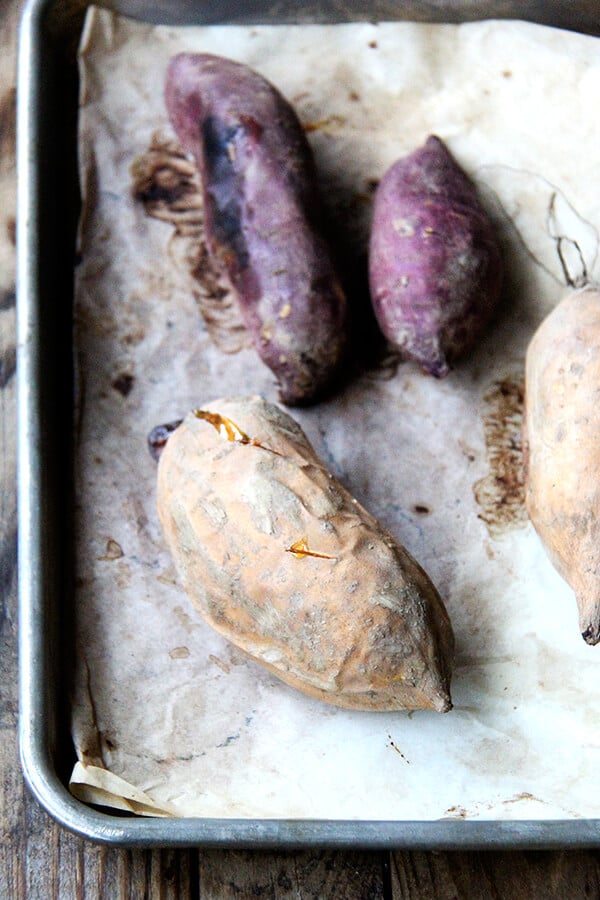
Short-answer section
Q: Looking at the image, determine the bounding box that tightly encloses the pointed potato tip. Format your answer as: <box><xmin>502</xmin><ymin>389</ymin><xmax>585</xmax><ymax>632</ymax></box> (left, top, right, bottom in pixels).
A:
<box><xmin>578</xmin><ymin>594</ymin><xmax>600</xmax><ymax>645</ymax></box>
<box><xmin>425</xmin><ymin>681</ymin><xmax>452</xmax><ymax>712</ymax></box>
<box><xmin>421</xmin><ymin>356</ymin><xmax>450</xmax><ymax>379</ymax></box>
<box><xmin>433</xmin><ymin>693</ymin><xmax>453</xmax><ymax>713</ymax></box>
<box><xmin>406</xmin><ymin>346</ymin><xmax>450</xmax><ymax>379</ymax></box>
<box><xmin>581</xmin><ymin>623</ymin><xmax>600</xmax><ymax>646</ymax></box>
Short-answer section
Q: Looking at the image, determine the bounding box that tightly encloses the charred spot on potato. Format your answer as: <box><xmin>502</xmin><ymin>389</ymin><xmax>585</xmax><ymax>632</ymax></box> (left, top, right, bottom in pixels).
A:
<box><xmin>202</xmin><ymin>116</ymin><xmax>249</xmax><ymax>271</ymax></box>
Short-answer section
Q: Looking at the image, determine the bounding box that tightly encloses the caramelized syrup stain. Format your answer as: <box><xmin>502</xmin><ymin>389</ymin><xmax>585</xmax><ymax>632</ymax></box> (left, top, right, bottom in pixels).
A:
<box><xmin>473</xmin><ymin>376</ymin><xmax>528</xmax><ymax>537</ymax></box>
<box><xmin>131</xmin><ymin>133</ymin><xmax>248</xmax><ymax>353</ymax></box>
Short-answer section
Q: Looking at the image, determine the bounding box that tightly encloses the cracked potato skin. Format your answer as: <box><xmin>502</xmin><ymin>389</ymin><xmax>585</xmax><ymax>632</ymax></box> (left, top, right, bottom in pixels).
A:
<box><xmin>156</xmin><ymin>396</ymin><xmax>454</xmax><ymax>712</ymax></box>
<box><xmin>165</xmin><ymin>54</ymin><xmax>347</xmax><ymax>405</ymax></box>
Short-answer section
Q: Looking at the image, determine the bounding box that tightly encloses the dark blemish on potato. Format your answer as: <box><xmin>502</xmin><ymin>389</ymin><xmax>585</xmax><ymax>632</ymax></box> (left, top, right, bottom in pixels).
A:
<box><xmin>112</xmin><ymin>372</ymin><xmax>134</xmax><ymax>397</ymax></box>
<box><xmin>170</xmin><ymin>646</ymin><xmax>191</xmax><ymax>659</ymax></box>
<box><xmin>99</xmin><ymin>538</ymin><xmax>124</xmax><ymax>561</ymax></box>
<box><xmin>502</xmin><ymin>70</ymin><xmax>513</xmax><ymax>78</ymax></box>
<box><xmin>349</xmin><ymin>91</ymin><xmax>360</xmax><ymax>102</ymax></box>
<box><xmin>369</xmin><ymin>40</ymin><xmax>378</xmax><ymax>48</ymax></box>
<box><xmin>412</xmin><ymin>504</ymin><xmax>431</xmax><ymax>516</ymax></box>
<box><xmin>131</xmin><ymin>133</ymin><xmax>248</xmax><ymax>354</ymax></box>
<box><xmin>201</xmin><ymin>115</ymin><xmax>250</xmax><ymax>271</ymax></box>
<box><xmin>473</xmin><ymin>376</ymin><xmax>528</xmax><ymax>537</ymax></box>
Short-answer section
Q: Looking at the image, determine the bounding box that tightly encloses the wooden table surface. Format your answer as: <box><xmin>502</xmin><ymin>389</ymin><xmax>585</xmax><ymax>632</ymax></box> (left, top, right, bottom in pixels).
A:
<box><xmin>3</xmin><ymin>1</ymin><xmax>600</xmax><ymax>895</ymax></box>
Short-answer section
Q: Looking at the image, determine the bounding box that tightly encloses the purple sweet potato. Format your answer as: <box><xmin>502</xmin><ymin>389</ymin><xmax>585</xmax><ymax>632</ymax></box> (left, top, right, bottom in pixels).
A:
<box><xmin>368</xmin><ymin>135</ymin><xmax>503</xmax><ymax>377</ymax></box>
<box><xmin>164</xmin><ymin>53</ymin><xmax>348</xmax><ymax>405</ymax></box>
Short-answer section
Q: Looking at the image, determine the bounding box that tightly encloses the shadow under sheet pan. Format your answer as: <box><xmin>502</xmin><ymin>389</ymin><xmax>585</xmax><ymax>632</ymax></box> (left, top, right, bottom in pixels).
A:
<box><xmin>17</xmin><ymin>0</ymin><xmax>600</xmax><ymax>848</ymax></box>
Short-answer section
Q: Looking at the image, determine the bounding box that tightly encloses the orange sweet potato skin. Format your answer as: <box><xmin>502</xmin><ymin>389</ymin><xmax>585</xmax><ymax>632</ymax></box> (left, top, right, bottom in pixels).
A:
<box><xmin>156</xmin><ymin>396</ymin><xmax>454</xmax><ymax>711</ymax></box>
<box><xmin>524</xmin><ymin>289</ymin><xmax>600</xmax><ymax>644</ymax></box>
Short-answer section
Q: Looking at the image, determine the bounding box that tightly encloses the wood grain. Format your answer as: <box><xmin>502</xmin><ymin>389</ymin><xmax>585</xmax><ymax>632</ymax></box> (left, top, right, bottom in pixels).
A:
<box><xmin>2</xmin><ymin>0</ymin><xmax>600</xmax><ymax>897</ymax></box>
<box><xmin>198</xmin><ymin>849</ymin><xmax>388</xmax><ymax>899</ymax></box>
<box><xmin>390</xmin><ymin>850</ymin><xmax>600</xmax><ymax>899</ymax></box>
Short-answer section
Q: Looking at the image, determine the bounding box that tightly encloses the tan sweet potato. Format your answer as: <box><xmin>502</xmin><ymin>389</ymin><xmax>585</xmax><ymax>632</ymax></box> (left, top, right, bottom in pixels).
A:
<box><xmin>156</xmin><ymin>396</ymin><xmax>454</xmax><ymax>711</ymax></box>
<box><xmin>524</xmin><ymin>288</ymin><xmax>600</xmax><ymax>644</ymax></box>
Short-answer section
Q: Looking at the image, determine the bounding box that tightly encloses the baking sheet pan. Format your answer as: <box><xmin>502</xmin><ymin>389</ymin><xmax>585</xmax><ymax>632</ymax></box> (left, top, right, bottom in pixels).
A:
<box><xmin>17</xmin><ymin>0</ymin><xmax>600</xmax><ymax>847</ymax></box>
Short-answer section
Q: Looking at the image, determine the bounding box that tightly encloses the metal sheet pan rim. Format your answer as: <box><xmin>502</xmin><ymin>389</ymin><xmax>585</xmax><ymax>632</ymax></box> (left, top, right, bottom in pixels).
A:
<box><xmin>16</xmin><ymin>0</ymin><xmax>600</xmax><ymax>848</ymax></box>
<box><xmin>17</xmin><ymin>736</ymin><xmax>600</xmax><ymax>850</ymax></box>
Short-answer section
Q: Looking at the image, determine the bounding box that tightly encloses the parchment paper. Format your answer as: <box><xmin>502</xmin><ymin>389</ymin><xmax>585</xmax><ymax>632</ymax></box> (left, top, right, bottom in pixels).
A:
<box><xmin>72</xmin><ymin>6</ymin><xmax>600</xmax><ymax>820</ymax></box>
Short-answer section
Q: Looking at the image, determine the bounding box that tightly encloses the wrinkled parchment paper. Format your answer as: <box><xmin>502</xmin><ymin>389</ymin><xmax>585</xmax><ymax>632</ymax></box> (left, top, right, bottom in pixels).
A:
<box><xmin>72</xmin><ymin>6</ymin><xmax>600</xmax><ymax>820</ymax></box>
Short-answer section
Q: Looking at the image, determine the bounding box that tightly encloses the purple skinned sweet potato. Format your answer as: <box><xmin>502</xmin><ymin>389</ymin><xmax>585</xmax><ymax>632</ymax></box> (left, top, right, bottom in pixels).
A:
<box><xmin>164</xmin><ymin>53</ymin><xmax>348</xmax><ymax>405</ymax></box>
<box><xmin>368</xmin><ymin>135</ymin><xmax>503</xmax><ymax>377</ymax></box>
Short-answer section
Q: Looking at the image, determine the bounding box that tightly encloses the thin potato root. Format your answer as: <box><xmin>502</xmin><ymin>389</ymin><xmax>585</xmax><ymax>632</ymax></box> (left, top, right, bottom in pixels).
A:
<box><xmin>156</xmin><ymin>396</ymin><xmax>454</xmax><ymax>711</ymax></box>
<box><xmin>524</xmin><ymin>288</ymin><xmax>600</xmax><ymax>644</ymax></box>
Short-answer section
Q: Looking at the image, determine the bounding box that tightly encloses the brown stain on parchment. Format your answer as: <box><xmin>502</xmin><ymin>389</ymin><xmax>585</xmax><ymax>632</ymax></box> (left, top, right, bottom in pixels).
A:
<box><xmin>209</xmin><ymin>654</ymin><xmax>231</xmax><ymax>674</ymax></box>
<box><xmin>473</xmin><ymin>375</ymin><xmax>527</xmax><ymax>537</ymax></box>
<box><xmin>444</xmin><ymin>792</ymin><xmax>542</xmax><ymax>820</ymax></box>
<box><xmin>0</xmin><ymin>88</ymin><xmax>16</xmax><ymax>159</ymax></box>
<box><xmin>98</xmin><ymin>538</ymin><xmax>124</xmax><ymax>561</ymax></box>
<box><xmin>112</xmin><ymin>372</ymin><xmax>134</xmax><ymax>397</ymax></box>
<box><xmin>302</xmin><ymin>114</ymin><xmax>346</xmax><ymax>135</ymax></box>
<box><xmin>130</xmin><ymin>133</ymin><xmax>249</xmax><ymax>354</ymax></box>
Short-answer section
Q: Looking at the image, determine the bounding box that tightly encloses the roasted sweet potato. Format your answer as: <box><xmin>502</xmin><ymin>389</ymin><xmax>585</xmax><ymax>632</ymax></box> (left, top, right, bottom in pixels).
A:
<box><xmin>156</xmin><ymin>396</ymin><xmax>454</xmax><ymax>711</ymax></box>
<box><xmin>368</xmin><ymin>135</ymin><xmax>502</xmax><ymax>377</ymax></box>
<box><xmin>164</xmin><ymin>53</ymin><xmax>348</xmax><ymax>405</ymax></box>
<box><xmin>524</xmin><ymin>288</ymin><xmax>600</xmax><ymax>644</ymax></box>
